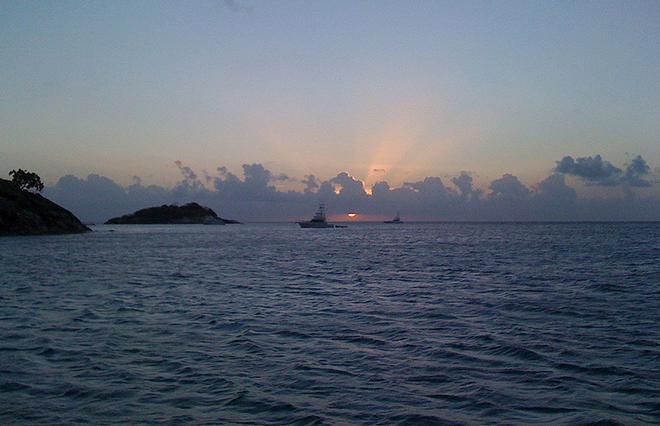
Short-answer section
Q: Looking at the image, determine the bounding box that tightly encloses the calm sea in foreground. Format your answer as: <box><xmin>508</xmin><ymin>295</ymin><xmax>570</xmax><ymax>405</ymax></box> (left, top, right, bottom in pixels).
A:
<box><xmin>1</xmin><ymin>223</ymin><xmax>659</xmax><ymax>424</ymax></box>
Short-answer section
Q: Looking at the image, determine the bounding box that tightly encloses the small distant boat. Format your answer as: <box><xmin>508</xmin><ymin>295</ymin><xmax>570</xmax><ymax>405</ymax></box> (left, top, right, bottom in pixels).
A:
<box><xmin>384</xmin><ymin>211</ymin><xmax>403</xmax><ymax>224</ymax></box>
<box><xmin>298</xmin><ymin>204</ymin><xmax>344</xmax><ymax>228</ymax></box>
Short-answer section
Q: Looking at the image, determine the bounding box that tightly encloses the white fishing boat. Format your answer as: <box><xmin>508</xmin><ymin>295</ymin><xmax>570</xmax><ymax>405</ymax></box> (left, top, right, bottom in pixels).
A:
<box><xmin>298</xmin><ymin>204</ymin><xmax>344</xmax><ymax>228</ymax></box>
<box><xmin>384</xmin><ymin>211</ymin><xmax>403</xmax><ymax>224</ymax></box>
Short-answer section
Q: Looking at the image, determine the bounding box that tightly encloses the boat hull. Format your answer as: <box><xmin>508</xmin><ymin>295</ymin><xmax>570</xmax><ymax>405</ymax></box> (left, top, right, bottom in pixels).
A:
<box><xmin>298</xmin><ymin>204</ymin><xmax>346</xmax><ymax>228</ymax></box>
<box><xmin>298</xmin><ymin>221</ymin><xmax>336</xmax><ymax>228</ymax></box>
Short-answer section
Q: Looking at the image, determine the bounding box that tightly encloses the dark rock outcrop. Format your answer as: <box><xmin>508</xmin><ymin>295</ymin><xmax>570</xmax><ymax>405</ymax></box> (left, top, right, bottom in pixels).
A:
<box><xmin>0</xmin><ymin>178</ymin><xmax>90</xmax><ymax>236</ymax></box>
<box><xmin>105</xmin><ymin>202</ymin><xmax>240</xmax><ymax>224</ymax></box>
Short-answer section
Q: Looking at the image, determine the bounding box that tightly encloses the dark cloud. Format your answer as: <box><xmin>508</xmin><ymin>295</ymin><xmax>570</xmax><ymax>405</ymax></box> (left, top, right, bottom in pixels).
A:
<box><xmin>43</xmin><ymin>155</ymin><xmax>659</xmax><ymax>222</ymax></box>
<box><xmin>489</xmin><ymin>174</ymin><xmax>530</xmax><ymax>200</ymax></box>
<box><xmin>555</xmin><ymin>155</ymin><xmax>621</xmax><ymax>180</ymax></box>
<box><xmin>554</xmin><ymin>154</ymin><xmax>657</xmax><ymax>188</ymax></box>
<box><xmin>451</xmin><ymin>171</ymin><xmax>482</xmax><ymax>199</ymax></box>
<box><xmin>243</xmin><ymin>163</ymin><xmax>273</xmax><ymax>187</ymax></box>
<box><xmin>535</xmin><ymin>173</ymin><xmax>577</xmax><ymax>201</ymax></box>
<box><xmin>174</xmin><ymin>160</ymin><xmax>206</xmax><ymax>195</ymax></box>
<box><xmin>622</xmin><ymin>155</ymin><xmax>652</xmax><ymax>187</ymax></box>
<box><xmin>45</xmin><ymin>174</ymin><xmax>170</xmax><ymax>222</ymax></box>
<box><xmin>554</xmin><ymin>155</ymin><xmax>621</xmax><ymax>185</ymax></box>
<box><xmin>403</xmin><ymin>177</ymin><xmax>448</xmax><ymax>198</ymax></box>
<box><xmin>301</xmin><ymin>175</ymin><xmax>319</xmax><ymax>194</ymax></box>
<box><xmin>216</xmin><ymin>166</ymin><xmax>241</xmax><ymax>184</ymax></box>
<box><xmin>212</xmin><ymin>163</ymin><xmax>285</xmax><ymax>201</ymax></box>
<box><xmin>329</xmin><ymin>172</ymin><xmax>367</xmax><ymax>198</ymax></box>
<box><xmin>201</xmin><ymin>170</ymin><xmax>214</xmax><ymax>184</ymax></box>
<box><xmin>530</xmin><ymin>174</ymin><xmax>578</xmax><ymax>219</ymax></box>
<box><xmin>241</xmin><ymin>163</ymin><xmax>289</xmax><ymax>184</ymax></box>
<box><xmin>174</xmin><ymin>160</ymin><xmax>197</xmax><ymax>181</ymax></box>
<box><xmin>371</xmin><ymin>181</ymin><xmax>390</xmax><ymax>198</ymax></box>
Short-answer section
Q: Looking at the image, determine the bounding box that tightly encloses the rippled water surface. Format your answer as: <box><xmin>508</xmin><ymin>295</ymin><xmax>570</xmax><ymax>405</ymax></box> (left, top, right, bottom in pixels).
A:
<box><xmin>1</xmin><ymin>223</ymin><xmax>659</xmax><ymax>424</ymax></box>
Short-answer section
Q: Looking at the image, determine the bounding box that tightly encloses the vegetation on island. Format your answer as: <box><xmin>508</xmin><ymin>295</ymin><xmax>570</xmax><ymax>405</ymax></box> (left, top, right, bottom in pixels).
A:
<box><xmin>9</xmin><ymin>169</ymin><xmax>44</xmax><ymax>192</ymax></box>
<box><xmin>105</xmin><ymin>202</ymin><xmax>241</xmax><ymax>225</ymax></box>
<box><xmin>1</xmin><ymin>171</ymin><xmax>89</xmax><ymax>236</ymax></box>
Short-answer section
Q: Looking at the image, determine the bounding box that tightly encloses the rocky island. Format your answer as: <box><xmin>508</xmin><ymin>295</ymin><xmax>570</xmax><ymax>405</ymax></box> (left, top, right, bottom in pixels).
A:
<box><xmin>105</xmin><ymin>202</ymin><xmax>240</xmax><ymax>225</ymax></box>
<box><xmin>0</xmin><ymin>178</ymin><xmax>90</xmax><ymax>236</ymax></box>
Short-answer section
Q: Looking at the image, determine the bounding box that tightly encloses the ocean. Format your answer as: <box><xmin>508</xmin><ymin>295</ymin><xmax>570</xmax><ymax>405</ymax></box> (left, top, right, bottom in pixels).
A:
<box><xmin>1</xmin><ymin>223</ymin><xmax>659</xmax><ymax>424</ymax></box>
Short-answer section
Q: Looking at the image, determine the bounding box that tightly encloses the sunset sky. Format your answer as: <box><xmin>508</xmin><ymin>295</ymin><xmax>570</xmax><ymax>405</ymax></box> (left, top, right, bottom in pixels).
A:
<box><xmin>1</xmin><ymin>1</ymin><xmax>659</xmax><ymax>221</ymax></box>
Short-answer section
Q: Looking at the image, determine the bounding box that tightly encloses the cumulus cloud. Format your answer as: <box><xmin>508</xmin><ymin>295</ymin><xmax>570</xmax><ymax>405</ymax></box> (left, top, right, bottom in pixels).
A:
<box><xmin>329</xmin><ymin>172</ymin><xmax>367</xmax><ymax>198</ymax></box>
<box><xmin>451</xmin><ymin>171</ymin><xmax>482</xmax><ymax>199</ymax></box>
<box><xmin>553</xmin><ymin>154</ymin><xmax>656</xmax><ymax>187</ymax></box>
<box><xmin>535</xmin><ymin>173</ymin><xmax>576</xmax><ymax>201</ymax></box>
<box><xmin>174</xmin><ymin>161</ymin><xmax>195</xmax><ymax>178</ymax></box>
<box><xmin>621</xmin><ymin>155</ymin><xmax>652</xmax><ymax>187</ymax></box>
<box><xmin>403</xmin><ymin>177</ymin><xmax>448</xmax><ymax>197</ymax></box>
<box><xmin>554</xmin><ymin>155</ymin><xmax>622</xmax><ymax>184</ymax></box>
<box><xmin>174</xmin><ymin>160</ymin><xmax>206</xmax><ymax>195</ymax></box>
<box><xmin>371</xmin><ymin>181</ymin><xmax>390</xmax><ymax>198</ymax></box>
<box><xmin>43</xmin><ymin>155</ymin><xmax>659</xmax><ymax>222</ymax></box>
<box><xmin>489</xmin><ymin>174</ymin><xmax>530</xmax><ymax>200</ymax></box>
<box><xmin>45</xmin><ymin>174</ymin><xmax>170</xmax><ymax>222</ymax></box>
<box><xmin>212</xmin><ymin>163</ymin><xmax>286</xmax><ymax>201</ymax></box>
<box><xmin>301</xmin><ymin>174</ymin><xmax>319</xmax><ymax>194</ymax></box>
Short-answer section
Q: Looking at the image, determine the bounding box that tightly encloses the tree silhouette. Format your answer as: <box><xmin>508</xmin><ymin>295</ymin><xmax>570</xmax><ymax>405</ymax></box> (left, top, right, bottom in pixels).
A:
<box><xmin>9</xmin><ymin>169</ymin><xmax>44</xmax><ymax>192</ymax></box>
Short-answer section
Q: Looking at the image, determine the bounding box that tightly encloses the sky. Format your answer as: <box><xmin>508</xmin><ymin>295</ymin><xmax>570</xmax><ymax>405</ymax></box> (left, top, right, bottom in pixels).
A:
<box><xmin>1</xmin><ymin>0</ymin><xmax>659</xmax><ymax>221</ymax></box>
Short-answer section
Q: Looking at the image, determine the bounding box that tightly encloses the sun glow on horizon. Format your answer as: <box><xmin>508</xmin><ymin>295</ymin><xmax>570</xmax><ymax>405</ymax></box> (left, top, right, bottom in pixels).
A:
<box><xmin>356</xmin><ymin>96</ymin><xmax>440</xmax><ymax>192</ymax></box>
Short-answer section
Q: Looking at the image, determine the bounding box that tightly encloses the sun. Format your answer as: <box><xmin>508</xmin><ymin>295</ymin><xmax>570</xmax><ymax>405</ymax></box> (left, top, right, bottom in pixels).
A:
<box><xmin>347</xmin><ymin>212</ymin><xmax>357</xmax><ymax>218</ymax></box>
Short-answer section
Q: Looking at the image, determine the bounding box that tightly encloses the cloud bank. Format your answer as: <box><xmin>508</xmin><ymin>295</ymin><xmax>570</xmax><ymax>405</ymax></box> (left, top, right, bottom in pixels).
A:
<box><xmin>43</xmin><ymin>154</ymin><xmax>659</xmax><ymax>222</ymax></box>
